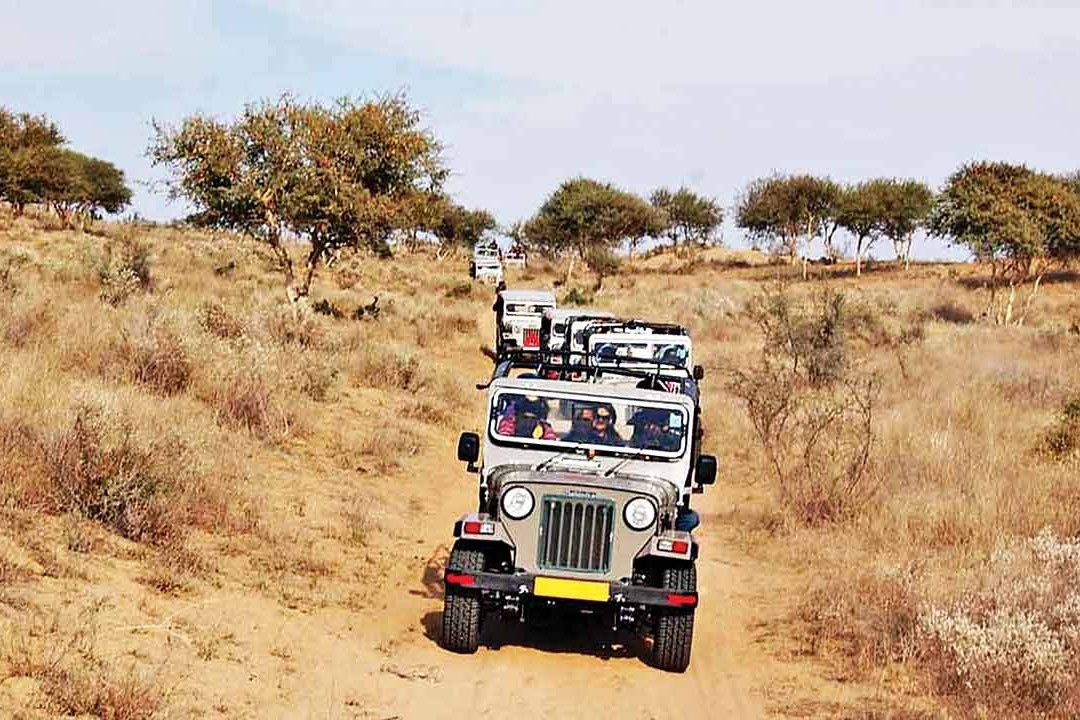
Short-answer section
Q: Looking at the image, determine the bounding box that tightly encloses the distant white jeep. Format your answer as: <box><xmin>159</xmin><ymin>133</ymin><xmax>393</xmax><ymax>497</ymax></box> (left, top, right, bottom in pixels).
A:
<box><xmin>496</xmin><ymin>289</ymin><xmax>556</xmax><ymax>356</ymax></box>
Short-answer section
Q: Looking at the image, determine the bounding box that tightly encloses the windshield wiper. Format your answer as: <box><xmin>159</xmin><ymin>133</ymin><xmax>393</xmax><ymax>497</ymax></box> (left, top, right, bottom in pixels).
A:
<box><xmin>604</xmin><ymin>445</ymin><xmax>650</xmax><ymax>477</ymax></box>
<box><xmin>534</xmin><ymin>443</ymin><xmax>586</xmax><ymax>472</ymax></box>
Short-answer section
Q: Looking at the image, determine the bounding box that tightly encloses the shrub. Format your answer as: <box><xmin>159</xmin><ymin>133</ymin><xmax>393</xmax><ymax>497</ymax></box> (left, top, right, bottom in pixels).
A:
<box><xmin>123</xmin><ymin>326</ymin><xmax>191</xmax><ymax>396</ymax></box>
<box><xmin>443</xmin><ymin>282</ymin><xmax>472</xmax><ymax>299</ymax></box>
<box><xmin>562</xmin><ymin>287</ymin><xmax>593</xmax><ymax>305</ymax></box>
<box><xmin>730</xmin><ymin>286</ymin><xmax>881</xmax><ymax>524</ymax></box>
<box><xmin>917</xmin><ymin>529</ymin><xmax>1080</xmax><ymax>716</ymax></box>
<box><xmin>97</xmin><ymin>235</ymin><xmax>152</xmax><ymax>306</ymax></box>
<box><xmin>41</xmin><ymin>403</ymin><xmax>187</xmax><ymax>544</ymax></box>
<box><xmin>1040</xmin><ymin>395</ymin><xmax>1080</xmax><ymax>460</ymax></box>
<box><xmin>261</xmin><ymin>303</ymin><xmax>322</xmax><ymax>348</ymax></box>
<box><xmin>198</xmin><ymin>301</ymin><xmax>244</xmax><ymax>339</ymax></box>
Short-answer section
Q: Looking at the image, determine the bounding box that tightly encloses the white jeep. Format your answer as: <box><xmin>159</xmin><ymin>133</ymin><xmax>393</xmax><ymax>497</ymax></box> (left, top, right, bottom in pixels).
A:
<box><xmin>495</xmin><ymin>289</ymin><xmax>556</xmax><ymax>356</ymax></box>
<box><xmin>443</xmin><ymin>376</ymin><xmax>717</xmax><ymax>671</ymax></box>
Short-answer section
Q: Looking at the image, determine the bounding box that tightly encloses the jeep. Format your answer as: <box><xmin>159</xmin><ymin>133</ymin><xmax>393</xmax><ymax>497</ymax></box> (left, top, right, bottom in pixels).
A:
<box><xmin>495</xmin><ymin>289</ymin><xmax>556</xmax><ymax>356</ymax></box>
<box><xmin>440</xmin><ymin>376</ymin><xmax>717</xmax><ymax>672</ymax></box>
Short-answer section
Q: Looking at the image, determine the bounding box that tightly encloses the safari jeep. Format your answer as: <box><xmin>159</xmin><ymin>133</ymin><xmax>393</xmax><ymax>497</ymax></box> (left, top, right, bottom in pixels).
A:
<box><xmin>440</xmin><ymin>377</ymin><xmax>717</xmax><ymax>672</ymax></box>
<box><xmin>495</xmin><ymin>289</ymin><xmax>557</xmax><ymax>356</ymax></box>
<box><xmin>470</xmin><ymin>244</ymin><xmax>504</xmax><ymax>284</ymax></box>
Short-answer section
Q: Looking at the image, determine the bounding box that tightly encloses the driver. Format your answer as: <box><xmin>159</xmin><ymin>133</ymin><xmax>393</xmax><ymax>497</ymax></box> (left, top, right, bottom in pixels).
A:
<box><xmin>629</xmin><ymin>408</ymin><xmax>681</xmax><ymax>452</ymax></box>
<box><xmin>497</xmin><ymin>395</ymin><xmax>556</xmax><ymax>440</ymax></box>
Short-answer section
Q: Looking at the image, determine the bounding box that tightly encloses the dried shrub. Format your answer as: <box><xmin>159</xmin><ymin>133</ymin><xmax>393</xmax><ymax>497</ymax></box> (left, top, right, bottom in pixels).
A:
<box><xmin>40</xmin><ymin>403</ymin><xmax>186</xmax><ymax>544</ymax></box>
<box><xmin>1040</xmin><ymin>395</ymin><xmax>1080</xmax><ymax>460</ymax></box>
<box><xmin>350</xmin><ymin>344</ymin><xmax>432</xmax><ymax>393</ymax></box>
<box><xmin>919</xmin><ymin>299</ymin><xmax>976</xmax><ymax>325</ymax></box>
<box><xmin>798</xmin><ymin>565</ymin><xmax>921</xmax><ymax>676</ymax></box>
<box><xmin>97</xmin><ymin>236</ymin><xmax>152</xmax><ymax>306</ymax></box>
<box><xmin>121</xmin><ymin>326</ymin><xmax>191</xmax><ymax>396</ymax></box>
<box><xmin>443</xmin><ymin>282</ymin><xmax>472</xmax><ymax>299</ymax></box>
<box><xmin>294</xmin><ymin>354</ymin><xmax>338</xmax><ymax>402</ymax></box>
<box><xmin>729</xmin><ymin>286</ymin><xmax>881</xmax><ymax>524</ymax></box>
<box><xmin>2</xmin><ymin>296</ymin><xmax>52</xmax><ymax>347</ymax></box>
<box><xmin>917</xmin><ymin>529</ymin><xmax>1080</xmax><ymax>716</ymax></box>
<box><xmin>261</xmin><ymin>303</ymin><xmax>322</xmax><ymax>348</ymax></box>
<box><xmin>198</xmin><ymin>301</ymin><xmax>245</xmax><ymax>339</ymax></box>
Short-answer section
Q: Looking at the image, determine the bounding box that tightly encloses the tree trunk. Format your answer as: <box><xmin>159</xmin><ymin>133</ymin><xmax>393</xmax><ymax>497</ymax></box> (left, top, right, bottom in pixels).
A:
<box><xmin>1017</xmin><ymin>272</ymin><xmax>1044</xmax><ymax>327</ymax></box>
<box><xmin>802</xmin><ymin>255</ymin><xmax>808</xmax><ymax>281</ymax></box>
<box><xmin>565</xmin><ymin>253</ymin><xmax>576</xmax><ymax>287</ymax></box>
<box><xmin>1003</xmin><ymin>279</ymin><xmax>1017</xmax><ymax>326</ymax></box>
<box><xmin>855</xmin><ymin>236</ymin><xmax>864</xmax><ymax>277</ymax></box>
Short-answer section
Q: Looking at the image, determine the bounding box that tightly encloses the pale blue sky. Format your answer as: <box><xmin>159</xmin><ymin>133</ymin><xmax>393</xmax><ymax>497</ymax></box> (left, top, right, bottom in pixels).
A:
<box><xmin>3</xmin><ymin>1</ymin><xmax>1079</xmax><ymax>259</ymax></box>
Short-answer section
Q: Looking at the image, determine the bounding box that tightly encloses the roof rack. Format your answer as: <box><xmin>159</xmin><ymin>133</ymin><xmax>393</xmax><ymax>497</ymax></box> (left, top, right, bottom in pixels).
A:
<box><xmin>479</xmin><ymin>348</ymin><xmax>699</xmax><ymax>390</ymax></box>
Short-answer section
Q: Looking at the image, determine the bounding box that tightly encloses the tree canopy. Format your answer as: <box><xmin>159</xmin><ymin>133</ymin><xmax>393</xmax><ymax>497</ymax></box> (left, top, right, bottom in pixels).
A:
<box><xmin>930</xmin><ymin>161</ymin><xmax>1080</xmax><ymax>323</ymax></box>
<box><xmin>836</xmin><ymin>180</ymin><xmax>891</xmax><ymax>276</ymax></box>
<box><xmin>735</xmin><ymin>174</ymin><xmax>840</xmax><ymax>268</ymax></box>
<box><xmin>149</xmin><ymin>94</ymin><xmax>447</xmax><ymax>300</ymax></box>
<box><xmin>429</xmin><ymin>199</ymin><xmax>496</xmax><ymax>249</ymax></box>
<box><xmin>0</xmin><ymin>108</ymin><xmax>131</xmax><ymax>224</ymax></box>
<box><xmin>649</xmin><ymin>186</ymin><xmax>724</xmax><ymax>251</ymax></box>
<box><xmin>522</xmin><ymin>178</ymin><xmax>664</xmax><ymax>284</ymax></box>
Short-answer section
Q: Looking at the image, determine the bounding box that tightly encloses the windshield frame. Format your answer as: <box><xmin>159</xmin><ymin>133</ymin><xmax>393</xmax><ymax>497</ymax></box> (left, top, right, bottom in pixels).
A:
<box><xmin>487</xmin><ymin>387</ymin><xmax>689</xmax><ymax>460</ymax></box>
<box><xmin>587</xmin><ymin>334</ymin><xmax>693</xmax><ymax>370</ymax></box>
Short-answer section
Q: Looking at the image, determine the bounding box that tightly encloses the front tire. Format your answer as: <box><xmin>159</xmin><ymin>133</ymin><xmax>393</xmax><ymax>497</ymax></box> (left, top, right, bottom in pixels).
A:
<box><xmin>652</xmin><ymin>564</ymin><xmax>696</xmax><ymax>672</ymax></box>
<box><xmin>440</xmin><ymin>544</ymin><xmax>486</xmax><ymax>654</ymax></box>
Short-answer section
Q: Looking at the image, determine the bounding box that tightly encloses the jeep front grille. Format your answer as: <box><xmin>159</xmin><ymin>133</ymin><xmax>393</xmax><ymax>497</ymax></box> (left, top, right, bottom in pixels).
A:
<box><xmin>537</xmin><ymin>496</ymin><xmax>614</xmax><ymax>573</ymax></box>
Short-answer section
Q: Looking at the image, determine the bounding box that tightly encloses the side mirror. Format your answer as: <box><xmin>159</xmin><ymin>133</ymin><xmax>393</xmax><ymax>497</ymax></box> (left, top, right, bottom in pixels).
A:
<box><xmin>693</xmin><ymin>365</ymin><xmax>705</xmax><ymax>381</ymax></box>
<box><xmin>695</xmin><ymin>454</ymin><xmax>718</xmax><ymax>486</ymax></box>
<box><xmin>457</xmin><ymin>432</ymin><xmax>480</xmax><ymax>465</ymax></box>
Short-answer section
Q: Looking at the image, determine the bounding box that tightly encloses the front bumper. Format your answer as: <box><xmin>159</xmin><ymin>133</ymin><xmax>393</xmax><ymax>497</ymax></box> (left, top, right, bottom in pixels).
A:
<box><xmin>444</xmin><ymin>570</ymin><xmax>698</xmax><ymax>609</ymax></box>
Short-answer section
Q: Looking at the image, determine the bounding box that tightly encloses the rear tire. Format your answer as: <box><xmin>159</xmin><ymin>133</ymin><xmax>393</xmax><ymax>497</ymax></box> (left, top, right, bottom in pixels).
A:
<box><xmin>440</xmin><ymin>544</ymin><xmax>485</xmax><ymax>654</ymax></box>
<box><xmin>652</xmin><ymin>564</ymin><xmax>696</xmax><ymax>672</ymax></box>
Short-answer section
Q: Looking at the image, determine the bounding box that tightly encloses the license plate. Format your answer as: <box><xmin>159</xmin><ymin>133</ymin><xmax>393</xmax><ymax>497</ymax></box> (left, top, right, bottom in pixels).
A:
<box><xmin>533</xmin><ymin>577</ymin><xmax>610</xmax><ymax>602</ymax></box>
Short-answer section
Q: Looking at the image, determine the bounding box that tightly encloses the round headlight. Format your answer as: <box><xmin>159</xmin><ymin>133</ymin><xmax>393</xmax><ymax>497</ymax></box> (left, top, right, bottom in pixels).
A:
<box><xmin>501</xmin><ymin>487</ymin><xmax>535</xmax><ymax>520</ymax></box>
<box><xmin>624</xmin><ymin>497</ymin><xmax>657</xmax><ymax>530</ymax></box>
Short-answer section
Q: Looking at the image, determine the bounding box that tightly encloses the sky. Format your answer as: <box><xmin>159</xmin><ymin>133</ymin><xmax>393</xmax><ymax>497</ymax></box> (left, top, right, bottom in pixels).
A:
<box><xmin>3</xmin><ymin>0</ymin><xmax>1079</xmax><ymax>260</ymax></box>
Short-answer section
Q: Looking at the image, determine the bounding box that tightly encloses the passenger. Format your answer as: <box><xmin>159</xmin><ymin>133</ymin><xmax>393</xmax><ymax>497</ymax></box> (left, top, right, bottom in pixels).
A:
<box><xmin>561</xmin><ymin>406</ymin><xmax>597</xmax><ymax>443</ymax></box>
<box><xmin>497</xmin><ymin>395</ymin><xmax>556</xmax><ymax>440</ymax></box>
<box><xmin>561</xmin><ymin>404</ymin><xmax>624</xmax><ymax>446</ymax></box>
<box><xmin>629</xmin><ymin>408</ymin><xmax>681</xmax><ymax>452</ymax></box>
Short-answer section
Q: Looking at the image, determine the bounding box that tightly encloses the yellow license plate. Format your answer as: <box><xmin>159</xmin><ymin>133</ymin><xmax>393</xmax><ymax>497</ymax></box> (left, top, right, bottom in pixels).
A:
<box><xmin>534</xmin><ymin>577</ymin><xmax>610</xmax><ymax>602</ymax></box>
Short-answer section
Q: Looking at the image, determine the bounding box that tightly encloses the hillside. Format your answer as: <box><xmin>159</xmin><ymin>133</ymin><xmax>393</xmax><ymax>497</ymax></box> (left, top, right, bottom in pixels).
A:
<box><xmin>2</xmin><ymin>212</ymin><xmax>1080</xmax><ymax>719</ymax></box>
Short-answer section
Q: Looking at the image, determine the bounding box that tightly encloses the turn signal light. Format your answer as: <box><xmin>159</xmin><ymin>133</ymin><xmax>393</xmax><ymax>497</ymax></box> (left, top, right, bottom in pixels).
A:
<box><xmin>463</xmin><ymin>521</ymin><xmax>495</xmax><ymax>535</ymax></box>
<box><xmin>657</xmin><ymin>538</ymin><xmax>690</xmax><ymax>554</ymax></box>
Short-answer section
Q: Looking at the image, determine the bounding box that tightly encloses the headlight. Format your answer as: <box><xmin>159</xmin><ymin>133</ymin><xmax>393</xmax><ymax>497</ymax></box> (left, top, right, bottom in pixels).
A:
<box><xmin>501</xmin><ymin>487</ymin><xmax>535</xmax><ymax>520</ymax></box>
<box><xmin>624</xmin><ymin>497</ymin><xmax>657</xmax><ymax>530</ymax></box>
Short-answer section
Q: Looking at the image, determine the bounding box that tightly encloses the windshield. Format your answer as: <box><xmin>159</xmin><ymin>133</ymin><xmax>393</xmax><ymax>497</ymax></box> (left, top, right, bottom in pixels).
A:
<box><xmin>589</xmin><ymin>338</ymin><xmax>690</xmax><ymax>369</ymax></box>
<box><xmin>490</xmin><ymin>390</ymin><xmax>687</xmax><ymax>457</ymax></box>
<box><xmin>505</xmin><ymin>303</ymin><xmax>553</xmax><ymax>315</ymax></box>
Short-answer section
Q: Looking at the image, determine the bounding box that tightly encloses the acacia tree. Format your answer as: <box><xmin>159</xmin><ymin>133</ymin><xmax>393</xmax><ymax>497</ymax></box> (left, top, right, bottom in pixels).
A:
<box><xmin>430</xmin><ymin>199</ymin><xmax>496</xmax><ymax>250</ymax></box>
<box><xmin>36</xmin><ymin>149</ymin><xmax>132</xmax><ymax>228</ymax></box>
<box><xmin>879</xmin><ymin>180</ymin><xmax>933</xmax><ymax>269</ymax></box>
<box><xmin>149</xmin><ymin>94</ymin><xmax>447</xmax><ymax>301</ymax></box>
<box><xmin>522</xmin><ymin>178</ymin><xmax>664</xmax><ymax>286</ymax></box>
<box><xmin>735</xmin><ymin>174</ymin><xmax>840</xmax><ymax>276</ymax></box>
<box><xmin>0</xmin><ymin>109</ymin><xmax>65</xmax><ymax>215</ymax></box>
<box><xmin>930</xmin><ymin>162</ymin><xmax>1080</xmax><ymax>325</ymax></box>
<box><xmin>836</xmin><ymin>180</ymin><xmax>889</xmax><ymax>277</ymax></box>
<box><xmin>649</xmin><ymin>186</ymin><xmax>724</xmax><ymax>254</ymax></box>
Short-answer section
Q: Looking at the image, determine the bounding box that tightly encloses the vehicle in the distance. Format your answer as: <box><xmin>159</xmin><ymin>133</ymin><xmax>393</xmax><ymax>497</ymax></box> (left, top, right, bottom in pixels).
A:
<box><xmin>540</xmin><ymin>308</ymin><xmax>615</xmax><ymax>369</ymax></box>
<box><xmin>495</xmin><ymin>289</ymin><xmax>557</xmax><ymax>356</ymax></box>
<box><xmin>471</xmin><ymin>242</ymin><xmax>504</xmax><ymax>284</ymax></box>
<box><xmin>441</xmin><ymin>376</ymin><xmax>717</xmax><ymax>672</ymax></box>
<box><xmin>586</xmin><ymin>327</ymin><xmax>695</xmax><ymax>387</ymax></box>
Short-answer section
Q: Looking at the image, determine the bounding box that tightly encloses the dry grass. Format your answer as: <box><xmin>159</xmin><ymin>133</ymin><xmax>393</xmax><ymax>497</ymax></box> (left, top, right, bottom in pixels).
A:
<box><xmin>3</xmin><ymin>211</ymin><xmax>1080</xmax><ymax>717</ymax></box>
